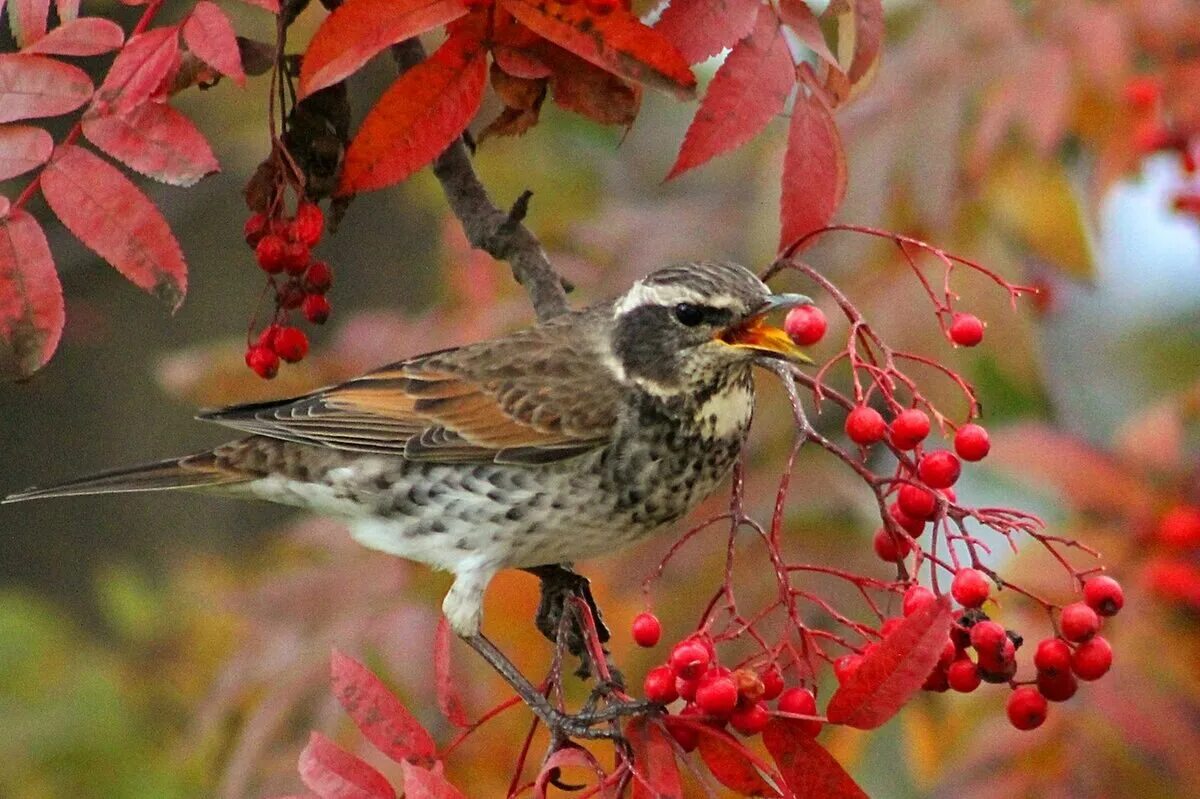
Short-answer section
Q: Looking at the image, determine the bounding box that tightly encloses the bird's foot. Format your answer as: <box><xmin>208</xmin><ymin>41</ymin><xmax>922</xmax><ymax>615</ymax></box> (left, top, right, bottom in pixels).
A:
<box><xmin>525</xmin><ymin>564</ymin><xmax>614</xmax><ymax>680</ymax></box>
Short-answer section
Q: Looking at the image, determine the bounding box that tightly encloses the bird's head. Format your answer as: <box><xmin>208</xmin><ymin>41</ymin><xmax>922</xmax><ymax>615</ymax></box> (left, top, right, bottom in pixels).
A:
<box><xmin>608</xmin><ymin>261</ymin><xmax>812</xmax><ymax>395</ymax></box>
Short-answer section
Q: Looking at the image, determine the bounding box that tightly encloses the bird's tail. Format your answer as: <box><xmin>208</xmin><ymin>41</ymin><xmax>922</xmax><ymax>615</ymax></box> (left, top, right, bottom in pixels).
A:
<box><xmin>2</xmin><ymin>451</ymin><xmax>249</xmax><ymax>504</ymax></box>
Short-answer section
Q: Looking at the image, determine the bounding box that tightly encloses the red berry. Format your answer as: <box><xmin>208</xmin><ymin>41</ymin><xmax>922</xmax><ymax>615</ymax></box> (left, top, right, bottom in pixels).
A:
<box><xmin>1033</xmin><ymin>638</ymin><xmax>1072</xmax><ymax>676</ymax></box>
<box><xmin>783</xmin><ymin>305</ymin><xmax>827</xmax><ymax>346</ymax></box>
<box><xmin>669</xmin><ymin>641</ymin><xmax>711</xmax><ymax>680</ymax></box>
<box><xmin>278</xmin><ymin>281</ymin><xmax>306</xmax><ymax>310</ymax></box>
<box><xmin>951</xmin><ymin>568</ymin><xmax>990</xmax><ymax>608</ymax></box>
<box><xmin>873</xmin><ymin>527</ymin><xmax>912</xmax><ymax>562</ymax></box>
<box><xmin>1132</xmin><ymin>120</ymin><xmax>1174</xmax><ymax>154</ymax></box>
<box><xmin>304</xmin><ymin>261</ymin><xmax>333</xmax><ymax>294</ymax></box>
<box><xmin>976</xmin><ymin>634</ymin><xmax>1015</xmax><ymax>672</ymax></box>
<box><xmin>949</xmin><ymin>313</ymin><xmax>984</xmax><ymax>346</ymax></box>
<box><xmin>729</xmin><ymin>701</ymin><xmax>770</xmax><ymax>736</ymax></box>
<box><xmin>759</xmin><ymin>665</ymin><xmax>784</xmax><ymax>701</ymax></box>
<box><xmin>1158</xmin><ymin>505</ymin><xmax>1200</xmax><ymax>548</ymax></box>
<box><xmin>584</xmin><ymin>0</ymin><xmax>618</xmax><ymax>13</ymax></box>
<box><xmin>256</xmin><ymin>324</ymin><xmax>280</xmax><ymax>350</ymax></box>
<box><xmin>695</xmin><ymin>673</ymin><xmax>739</xmax><ymax>717</ymax></box>
<box><xmin>255</xmin><ymin>234</ymin><xmax>288</xmax><ymax>273</ymax></box>
<box><xmin>833</xmin><ymin>654</ymin><xmax>862</xmax><ymax>684</ymax></box>
<box><xmin>1007</xmin><ymin>686</ymin><xmax>1048</xmax><ymax>731</ymax></box>
<box><xmin>1036</xmin><ymin>670</ymin><xmax>1078</xmax><ymax>702</ymax></box>
<box><xmin>1123</xmin><ymin>75</ymin><xmax>1160</xmax><ymax>109</ymax></box>
<box><xmin>303</xmin><ymin>294</ymin><xmax>331</xmax><ymax>324</ymax></box>
<box><xmin>954</xmin><ymin>423</ymin><xmax>990</xmax><ymax>461</ymax></box>
<box><xmin>845</xmin><ymin>406</ymin><xmax>887</xmax><ymax>445</ymax></box>
<box><xmin>777</xmin><ymin>687</ymin><xmax>821</xmax><ymax>737</ymax></box>
<box><xmin>947</xmin><ymin>658</ymin><xmax>981</xmax><ymax>693</ymax></box>
<box><xmin>969</xmin><ymin>620</ymin><xmax>1006</xmax><ymax>655</ymax></box>
<box><xmin>291</xmin><ymin>202</ymin><xmax>325</xmax><ymax>247</ymax></box>
<box><xmin>281</xmin><ymin>240</ymin><xmax>310</xmax><ymax>275</ymax></box>
<box><xmin>1083</xmin><ymin>576</ymin><xmax>1124</xmax><ymax>617</ymax></box>
<box><xmin>1144</xmin><ymin>557</ymin><xmax>1200</xmax><ymax>605</ymax></box>
<box><xmin>245</xmin><ymin>345</ymin><xmax>279</xmax><ymax>379</ymax></box>
<box><xmin>243</xmin><ymin>212</ymin><xmax>269</xmax><ymax>246</ymax></box>
<box><xmin>922</xmin><ymin>666</ymin><xmax>949</xmax><ymax>692</ymax></box>
<box><xmin>902</xmin><ymin>585</ymin><xmax>936</xmax><ymax>617</ymax></box>
<box><xmin>890</xmin><ymin>409</ymin><xmax>931</xmax><ymax>449</ymax></box>
<box><xmin>890</xmin><ymin>502</ymin><xmax>926</xmax><ymax>535</ymax></box>
<box><xmin>631</xmin><ymin>612</ymin><xmax>661</xmax><ymax>647</ymax></box>
<box><xmin>898</xmin><ymin>484</ymin><xmax>937</xmax><ymax>520</ymax></box>
<box><xmin>918</xmin><ymin>450</ymin><xmax>961</xmax><ymax>489</ymax></box>
<box><xmin>1060</xmin><ymin>602</ymin><xmax>1100</xmax><ymax>642</ymax></box>
<box><xmin>1071</xmin><ymin>636</ymin><xmax>1112</xmax><ymax>681</ymax></box>
<box><xmin>272</xmin><ymin>326</ymin><xmax>309</xmax><ymax>363</ymax></box>
<box><xmin>667</xmin><ymin>705</ymin><xmax>702</xmax><ymax>751</ymax></box>
<box><xmin>643</xmin><ymin>665</ymin><xmax>678</xmax><ymax>704</ymax></box>
<box><xmin>879</xmin><ymin>617</ymin><xmax>903</xmax><ymax>637</ymax></box>
<box><xmin>676</xmin><ymin>675</ymin><xmax>699</xmax><ymax>702</ymax></box>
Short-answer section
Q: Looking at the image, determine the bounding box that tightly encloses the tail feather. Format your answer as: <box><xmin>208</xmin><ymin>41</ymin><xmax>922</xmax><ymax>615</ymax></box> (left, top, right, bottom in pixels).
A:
<box><xmin>2</xmin><ymin>451</ymin><xmax>249</xmax><ymax>504</ymax></box>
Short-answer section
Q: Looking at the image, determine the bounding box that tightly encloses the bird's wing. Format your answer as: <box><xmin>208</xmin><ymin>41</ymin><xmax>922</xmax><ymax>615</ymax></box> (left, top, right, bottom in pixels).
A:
<box><xmin>199</xmin><ymin>308</ymin><xmax>624</xmax><ymax>465</ymax></box>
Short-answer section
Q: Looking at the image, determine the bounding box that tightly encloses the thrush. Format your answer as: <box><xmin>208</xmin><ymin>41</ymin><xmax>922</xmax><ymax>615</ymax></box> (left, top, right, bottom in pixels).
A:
<box><xmin>5</xmin><ymin>261</ymin><xmax>809</xmax><ymax>643</ymax></box>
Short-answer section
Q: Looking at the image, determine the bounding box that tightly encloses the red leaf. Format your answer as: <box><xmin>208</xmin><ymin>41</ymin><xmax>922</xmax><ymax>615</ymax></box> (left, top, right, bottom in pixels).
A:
<box><xmin>694</xmin><ymin>724</ymin><xmax>783</xmax><ymax>796</ymax></box>
<box><xmin>500</xmin><ymin>0</ymin><xmax>695</xmax><ymax>99</ymax></box>
<box><xmin>95</xmin><ymin>26</ymin><xmax>181</xmax><ymax>113</ymax></box>
<box><xmin>7</xmin><ymin>0</ymin><xmax>50</xmax><ymax>47</ymax></box>
<box><xmin>778</xmin><ymin>86</ymin><xmax>846</xmax><ymax>253</ymax></box>
<box><xmin>236</xmin><ymin>0</ymin><xmax>280</xmax><ymax>12</ymax></box>
<box><xmin>778</xmin><ymin>0</ymin><xmax>838</xmax><ymax>69</ymax></box>
<box><xmin>299</xmin><ymin>0</ymin><xmax>467</xmax><ymax>97</ymax></box>
<box><xmin>21</xmin><ymin>18</ymin><xmax>124</xmax><ymax>56</ymax></box>
<box><xmin>0</xmin><ymin>54</ymin><xmax>93</xmax><ymax>123</ymax></box>
<box><xmin>533</xmin><ymin>746</ymin><xmax>609</xmax><ymax>799</ymax></box>
<box><xmin>625</xmin><ymin>718</ymin><xmax>682</xmax><ymax>799</ymax></box>
<box><xmin>183</xmin><ymin>2</ymin><xmax>245</xmax><ymax>86</ymax></box>
<box><xmin>329</xmin><ymin>649</ymin><xmax>438</xmax><ymax>766</ymax></box>
<box><xmin>825</xmin><ymin>595</ymin><xmax>953</xmax><ymax>729</ymax></box>
<box><xmin>0</xmin><ymin>123</ymin><xmax>53</xmax><ymax>180</ymax></box>
<box><xmin>40</xmin><ymin>144</ymin><xmax>187</xmax><ymax>308</ymax></box>
<box><xmin>0</xmin><ymin>209</ymin><xmax>63</xmax><ymax>376</ymax></box>
<box><xmin>434</xmin><ymin>617</ymin><xmax>470</xmax><ymax>728</ymax></box>
<box><xmin>537</xmin><ymin>43</ymin><xmax>640</xmax><ymax>127</ymax></box>
<box><xmin>667</xmin><ymin>11</ymin><xmax>794</xmax><ymax>179</ymax></box>
<box><xmin>838</xmin><ymin>0</ymin><xmax>883</xmax><ymax>84</ymax></box>
<box><xmin>762</xmin><ymin>720</ymin><xmax>868</xmax><ymax>799</ymax></box>
<box><xmin>339</xmin><ymin>27</ymin><xmax>487</xmax><ymax>195</ymax></box>
<box><xmin>82</xmin><ymin>102</ymin><xmax>218</xmax><ymax>187</ymax></box>
<box><xmin>653</xmin><ymin>0</ymin><xmax>761</xmax><ymax>65</ymax></box>
<box><xmin>400</xmin><ymin>762</ymin><xmax>466</xmax><ymax>799</ymax></box>
<box><xmin>298</xmin><ymin>731</ymin><xmax>397</xmax><ymax>799</ymax></box>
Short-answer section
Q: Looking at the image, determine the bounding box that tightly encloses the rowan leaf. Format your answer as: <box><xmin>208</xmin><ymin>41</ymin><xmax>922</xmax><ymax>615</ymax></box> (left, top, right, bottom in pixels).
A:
<box><xmin>40</xmin><ymin>144</ymin><xmax>187</xmax><ymax>309</ymax></box>
<box><xmin>694</xmin><ymin>724</ymin><xmax>783</xmax><ymax>796</ymax></box>
<box><xmin>95</xmin><ymin>26</ymin><xmax>181</xmax><ymax>113</ymax></box>
<box><xmin>338</xmin><ymin>27</ymin><xmax>487</xmax><ymax>195</ymax></box>
<box><xmin>825</xmin><ymin>595</ymin><xmax>953</xmax><ymax>729</ymax></box>
<box><xmin>235</xmin><ymin>0</ymin><xmax>280</xmax><ymax>11</ymax></box>
<box><xmin>0</xmin><ymin>54</ymin><xmax>93</xmax><ymax>123</ymax></box>
<box><xmin>82</xmin><ymin>101</ymin><xmax>219</xmax><ymax>186</ymax></box>
<box><xmin>625</xmin><ymin>718</ymin><xmax>682</xmax><ymax>799</ymax></box>
<box><xmin>0</xmin><ymin>209</ymin><xmax>63</xmax><ymax>377</ymax></box>
<box><xmin>183</xmin><ymin>2</ymin><xmax>245</xmax><ymax>85</ymax></box>
<box><xmin>500</xmin><ymin>0</ymin><xmax>695</xmax><ymax>99</ymax></box>
<box><xmin>298</xmin><ymin>732</ymin><xmax>398</xmax><ymax>799</ymax></box>
<box><xmin>434</xmin><ymin>617</ymin><xmax>470</xmax><ymax>728</ymax></box>
<box><xmin>779</xmin><ymin>86</ymin><xmax>846</xmax><ymax>253</ymax></box>
<box><xmin>7</xmin><ymin>0</ymin><xmax>50</xmax><ymax>47</ymax></box>
<box><xmin>836</xmin><ymin>0</ymin><xmax>883</xmax><ymax>84</ymax></box>
<box><xmin>762</xmin><ymin>720</ymin><xmax>868</xmax><ymax>799</ymax></box>
<box><xmin>779</xmin><ymin>0</ymin><xmax>839</xmax><ymax>69</ymax></box>
<box><xmin>299</xmin><ymin>0</ymin><xmax>467</xmax><ymax>97</ymax></box>
<box><xmin>400</xmin><ymin>762</ymin><xmax>466</xmax><ymax>799</ymax></box>
<box><xmin>668</xmin><ymin>11</ymin><xmax>794</xmax><ymax>179</ymax></box>
<box><xmin>21</xmin><ymin>18</ymin><xmax>124</xmax><ymax>56</ymax></box>
<box><xmin>653</xmin><ymin>0</ymin><xmax>761</xmax><ymax>65</ymax></box>
<box><xmin>329</xmin><ymin>649</ymin><xmax>438</xmax><ymax>766</ymax></box>
<box><xmin>0</xmin><ymin>123</ymin><xmax>53</xmax><ymax>180</ymax></box>
<box><xmin>538</xmin><ymin>43</ymin><xmax>640</xmax><ymax>127</ymax></box>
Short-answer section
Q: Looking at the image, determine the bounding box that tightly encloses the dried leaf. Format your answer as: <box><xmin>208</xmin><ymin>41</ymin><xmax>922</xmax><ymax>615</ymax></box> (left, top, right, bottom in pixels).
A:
<box><xmin>539</xmin><ymin>43</ymin><xmax>640</xmax><ymax>127</ymax></box>
<box><xmin>338</xmin><ymin>25</ymin><xmax>487</xmax><ymax>194</ymax></box>
<box><xmin>299</xmin><ymin>0</ymin><xmax>467</xmax><ymax>97</ymax></box>
<box><xmin>400</xmin><ymin>763</ymin><xmax>466</xmax><ymax>799</ymax></box>
<box><xmin>82</xmin><ymin>102</ymin><xmax>219</xmax><ymax>187</ymax></box>
<box><xmin>668</xmin><ymin>11</ymin><xmax>794</xmax><ymax>179</ymax></box>
<box><xmin>298</xmin><ymin>731</ymin><xmax>398</xmax><ymax>799</ymax></box>
<box><xmin>21</xmin><ymin>18</ymin><xmax>124</xmax><ymax>56</ymax></box>
<box><xmin>433</xmin><ymin>618</ymin><xmax>470</xmax><ymax>728</ymax></box>
<box><xmin>653</xmin><ymin>0</ymin><xmax>761</xmax><ymax>65</ymax></box>
<box><xmin>694</xmin><ymin>724</ymin><xmax>783</xmax><ymax>796</ymax></box>
<box><xmin>0</xmin><ymin>209</ymin><xmax>62</xmax><ymax>377</ymax></box>
<box><xmin>534</xmin><ymin>746</ymin><xmax>609</xmax><ymax>799</ymax></box>
<box><xmin>836</xmin><ymin>0</ymin><xmax>883</xmax><ymax>84</ymax></box>
<box><xmin>500</xmin><ymin>0</ymin><xmax>695</xmax><ymax>99</ymax></box>
<box><xmin>329</xmin><ymin>649</ymin><xmax>438</xmax><ymax>767</ymax></box>
<box><xmin>40</xmin><ymin>144</ymin><xmax>187</xmax><ymax>309</ymax></box>
<box><xmin>183</xmin><ymin>2</ymin><xmax>245</xmax><ymax>86</ymax></box>
<box><xmin>0</xmin><ymin>54</ymin><xmax>94</xmax><ymax>123</ymax></box>
<box><xmin>779</xmin><ymin>86</ymin><xmax>846</xmax><ymax>252</ymax></box>
<box><xmin>7</xmin><ymin>0</ymin><xmax>50</xmax><ymax>47</ymax></box>
<box><xmin>625</xmin><ymin>718</ymin><xmax>682</xmax><ymax>799</ymax></box>
<box><xmin>94</xmin><ymin>26</ymin><xmax>181</xmax><ymax>113</ymax></box>
<box><xmin>0</xmin><ymin>123</ymin><xmax>53</xmax><ymax>180</ymax></box>
<box><xmin>762</xmin><ymin>719</ymin><xmax>868</xmax><ymax>799</ymax></box>
<box><xmin>825</xmin><ymin>596</ymin><xmax>953</xmax><ymax>729</ymax></box>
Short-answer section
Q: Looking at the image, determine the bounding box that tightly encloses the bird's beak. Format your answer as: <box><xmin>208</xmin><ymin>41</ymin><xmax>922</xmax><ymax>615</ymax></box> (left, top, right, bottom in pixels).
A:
<box><xmin>718</xmin><ymin>293</ymin><xmax>814</xmax><ymax>364</ymax></box>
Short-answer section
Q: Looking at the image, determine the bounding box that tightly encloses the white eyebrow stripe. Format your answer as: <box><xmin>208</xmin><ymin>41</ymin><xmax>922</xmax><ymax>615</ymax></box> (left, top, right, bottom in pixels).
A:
<box><xmin>614</xmin><ymin>282</ymin><xmax>743</xmax><ymax>316</ymax></box>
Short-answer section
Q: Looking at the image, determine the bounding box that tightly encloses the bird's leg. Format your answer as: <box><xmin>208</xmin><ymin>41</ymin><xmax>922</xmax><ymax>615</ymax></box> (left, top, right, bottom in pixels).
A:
<box><xmin>524</xmin><ymin>564</ymin><xmax>622</xmax><ymax>686</ymax></box>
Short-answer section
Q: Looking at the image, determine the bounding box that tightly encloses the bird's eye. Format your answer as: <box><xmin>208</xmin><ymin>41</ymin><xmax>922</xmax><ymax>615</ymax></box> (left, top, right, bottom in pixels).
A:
<box><xmin>673</xmin><ymin>303</ymin><xmax>706</xmax><ymax>327</ymax></box>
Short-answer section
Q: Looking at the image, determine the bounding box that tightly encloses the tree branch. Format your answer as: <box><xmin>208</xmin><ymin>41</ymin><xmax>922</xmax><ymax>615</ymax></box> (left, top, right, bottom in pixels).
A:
<box><xmin>390</xmin><ymin>39</ymin><xmax>572</xmax><ymax>321</ymax></box>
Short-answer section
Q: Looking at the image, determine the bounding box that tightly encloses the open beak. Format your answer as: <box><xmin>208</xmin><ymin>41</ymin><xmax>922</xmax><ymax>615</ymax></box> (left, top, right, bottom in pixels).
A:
<box><xmin>719</xmin><ymin>293</ymin><xmax>814</xmax><ymax>364</ymax></box>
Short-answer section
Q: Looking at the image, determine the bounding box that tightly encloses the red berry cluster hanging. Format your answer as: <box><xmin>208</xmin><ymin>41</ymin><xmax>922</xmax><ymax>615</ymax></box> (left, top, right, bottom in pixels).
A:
<box><xmin>1144</xmin><ymin>503</ymin><xmax>1200</xmax><ymax>611</ymax></box>
<box><xmin>1120</xmin><ymin>73</ymin><xmax>1200</xmax><ymax>213</ymax></box>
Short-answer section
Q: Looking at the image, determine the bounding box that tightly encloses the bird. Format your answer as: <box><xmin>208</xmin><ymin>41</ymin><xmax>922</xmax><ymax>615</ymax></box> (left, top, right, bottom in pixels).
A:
<box><xmin>4</xmin><ymin>261</ymin><xmax>810</xmax><ymax>642</ymax></box>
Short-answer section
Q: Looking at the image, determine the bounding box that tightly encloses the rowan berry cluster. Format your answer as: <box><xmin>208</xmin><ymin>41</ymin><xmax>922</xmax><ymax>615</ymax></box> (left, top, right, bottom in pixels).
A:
<box><xmin>1122</xmin><ymin>74</ymin><xmax>1200</xmax><ymax>214</ymax></box>
<box><xmin>241</xmin><ymin>202</ymin><xmax>334</xmax><ymax>379</ymax></box>
<box><xmin>1145</xmin><ymin>503</ymin><xmax>1200</xmax><ymax>610</ymax></box>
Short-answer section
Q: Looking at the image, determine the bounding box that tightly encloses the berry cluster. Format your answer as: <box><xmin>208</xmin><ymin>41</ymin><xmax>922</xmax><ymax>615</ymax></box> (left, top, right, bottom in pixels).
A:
<box><xmin>241</xmin><ymin>202</ymin><xmax>333</xmax><ymax>378</ymax></box>
<box><xmin>634</xmin><ymin>618</ymin><xmax>821</xmax><ymax>746</ymax></box>
<box><xmin>1145</xmin><ymin>503</ymin><xmax>1200</xmax><ymax>611</ymax></box>
<box><xmin>1121</xmin><ymin>74</ymin><xmax>1200</xmax><ymax>213</ymax></box>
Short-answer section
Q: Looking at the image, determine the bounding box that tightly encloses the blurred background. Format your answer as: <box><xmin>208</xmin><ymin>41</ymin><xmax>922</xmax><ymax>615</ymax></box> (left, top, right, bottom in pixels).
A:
<box><xmin>3</xmin><ymin>0</ymin><xmax>1200</xmax><ymax>796</ymax></box>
